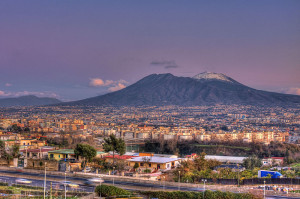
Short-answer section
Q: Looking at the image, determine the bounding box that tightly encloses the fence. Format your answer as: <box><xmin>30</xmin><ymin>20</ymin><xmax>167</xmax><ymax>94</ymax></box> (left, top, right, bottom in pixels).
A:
<box><xmin>198</xmin><ymin>178</ymin><xmax>300</xmax><ymax>185</ymax></box>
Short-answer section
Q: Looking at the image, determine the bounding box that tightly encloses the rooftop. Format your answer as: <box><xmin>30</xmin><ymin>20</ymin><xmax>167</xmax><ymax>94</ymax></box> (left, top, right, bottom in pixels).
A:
<box><xmin>129</xmin><ymin>156</ymin><xmax>181</xmax><ymax>164</ymax></box>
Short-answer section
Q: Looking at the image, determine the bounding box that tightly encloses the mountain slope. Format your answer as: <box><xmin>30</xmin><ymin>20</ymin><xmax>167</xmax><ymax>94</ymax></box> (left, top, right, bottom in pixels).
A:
<box><xmin>0</xmin><ymin>95</ymin><xmax>62</xmax><ymax>107</ymax></box>
<box><xmin>60</xmin><ymin>73</ymin><xmax>300</xmax><ymax>107</ymax></box>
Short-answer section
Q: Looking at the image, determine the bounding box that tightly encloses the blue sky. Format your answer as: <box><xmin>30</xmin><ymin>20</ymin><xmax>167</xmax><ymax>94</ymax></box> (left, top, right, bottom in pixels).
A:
<box><xmin>0</xmin><ymin>0</ymin><xmax>299</xmax><ymax>101</ymax></box>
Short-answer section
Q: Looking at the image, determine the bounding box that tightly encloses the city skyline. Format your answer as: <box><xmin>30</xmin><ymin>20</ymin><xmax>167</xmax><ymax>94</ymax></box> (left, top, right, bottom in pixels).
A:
<box><xmin>0</xmin><ymin>0</ymin><xmax>299</xmax><ymax>100</ymax></box>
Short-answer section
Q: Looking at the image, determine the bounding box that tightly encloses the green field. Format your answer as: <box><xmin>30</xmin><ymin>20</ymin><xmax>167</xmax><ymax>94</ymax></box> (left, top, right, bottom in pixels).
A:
<box><xmin>291</xmin><ymin>163</ymin><xmax>300</xmax><ymax>168</ymax></box>
<box><xmin>192</xmin><ymin>144</ymin><xmax>251</xmax><ymax>151</ymax></box>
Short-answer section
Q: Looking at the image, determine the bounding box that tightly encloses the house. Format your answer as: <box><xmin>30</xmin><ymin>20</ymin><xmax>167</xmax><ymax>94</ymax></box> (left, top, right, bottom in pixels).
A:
<box><xmin>128</xmin><ymin>156</ymin><xmax>181</xmax><ymax>171</ymax></box>
<box><xmin>19</xmin><ymin>147</ymin><xmax>55</xmax><ymax>159</ymax></box>
<box><xmin>104</xmin><ymin>154</ymin><xmax>135</xmax><ymax>164</ymax></box>
<box><xmin>262</xmin><ymin>157</ymin><xmax>284</xmax><ymax>166</ymax></box>
<box><xmin>48</xmin><ymin>149</ymin><xmax>76</xmax><ymax>161</ymax></box>
<box><xmin>205</xmin><ymin>155</ymin><xmax>247</xmax><ymax>164</ymax></box>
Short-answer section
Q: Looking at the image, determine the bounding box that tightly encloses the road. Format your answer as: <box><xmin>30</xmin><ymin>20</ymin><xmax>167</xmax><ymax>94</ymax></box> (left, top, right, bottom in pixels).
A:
<box><xmin>0</xmin><ymin>170</ymin><xmax>298</xmax><ymax>199</ymax></box>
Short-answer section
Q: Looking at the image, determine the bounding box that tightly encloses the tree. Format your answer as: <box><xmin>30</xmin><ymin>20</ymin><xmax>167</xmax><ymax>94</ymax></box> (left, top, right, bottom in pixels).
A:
<box><xmin>133</xmin><ymin>163</ymin><xmax>139</xmax><ymax>172</ymax></box>
<box><xmin>243</xmin><ymin>155</ymin><xmax>262</xmax><ymax>170</ymax></box>
<box><xmin>103</xmin><ymin>134</ymin><xmax>126</xmax><ymax>165</ymax></box>
<box><xmin>11</xmin><ymin>144</ymin><xmax>20</xmax><ymax>158</ymax></box>
<box><xmin>74</xmin><ymin>144</ymin><xmax>97</xmax><ymax>170</ymax></box>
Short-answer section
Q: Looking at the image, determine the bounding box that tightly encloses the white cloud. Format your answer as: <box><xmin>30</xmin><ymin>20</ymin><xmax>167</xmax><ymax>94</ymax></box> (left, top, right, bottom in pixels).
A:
<box><xmin>108</xmin><ymin>83</ymin><xmax>126</xmax><ymax>92</ymax></box>
<box><xmin>285</xmin><ymin>87</ymin><xmax>300</xmax><ymax>95</ymax></box>
<box><xmin>5</xmin><ymin>83</ymin><xmax>12</xmax><ymax>87</ymax></box>
<box><xmin>0</xmin><ymin>90</ymin><xmax>60</xmax><ymax>98</ymax></box>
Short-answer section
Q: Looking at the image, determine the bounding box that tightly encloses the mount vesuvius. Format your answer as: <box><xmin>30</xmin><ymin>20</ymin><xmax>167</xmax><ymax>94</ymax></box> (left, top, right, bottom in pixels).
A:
<box><xmin>60</xmin><ymin>72</ymin><xmax>300</xmax><ymax>107</ymax></box>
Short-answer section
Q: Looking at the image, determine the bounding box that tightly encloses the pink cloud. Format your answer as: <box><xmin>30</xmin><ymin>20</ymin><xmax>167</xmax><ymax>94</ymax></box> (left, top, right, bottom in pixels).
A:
<box><xmin>108</xmin><ymin>83</ymin><xmax>126</xmax><ymax>92</ymax></box>
<box><xmin>89</xmin><ymin>78</ymin><xmax>115</xmax><ymax>87</ymax></box>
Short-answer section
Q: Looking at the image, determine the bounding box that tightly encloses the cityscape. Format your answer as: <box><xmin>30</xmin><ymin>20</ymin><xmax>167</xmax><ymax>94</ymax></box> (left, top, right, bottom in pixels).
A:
<box><xmin>0</xmin><ymin>1</ymin><xmax>300</xmax><ymax>199</ymax></box>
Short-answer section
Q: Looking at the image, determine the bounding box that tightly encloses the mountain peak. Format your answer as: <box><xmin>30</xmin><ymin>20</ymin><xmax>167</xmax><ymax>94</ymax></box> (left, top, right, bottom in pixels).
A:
<box><xmin>192</xmin><ymin>72</ymin><xmax>234</xmax><ymax>83</ymax></box>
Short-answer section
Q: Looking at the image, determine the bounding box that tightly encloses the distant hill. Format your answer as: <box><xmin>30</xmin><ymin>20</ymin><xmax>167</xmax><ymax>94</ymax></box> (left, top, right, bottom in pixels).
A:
<box><xmin>0</xmin><ymin>95</ymin><xmax>62</xmax><ymax>107</ymax></box>
<box><xmin>59</xmin><ymin>72</ymin><xmax>300</xmax><ymax>107</ymax></box>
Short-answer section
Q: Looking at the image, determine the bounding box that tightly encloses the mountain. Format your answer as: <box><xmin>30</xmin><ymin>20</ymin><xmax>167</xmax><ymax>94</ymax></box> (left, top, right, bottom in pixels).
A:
<box><xmin>60</xmin><ymin>72</ymin><xmax>300</xmax><ymax>107</ymax></box>
<box><xmin>0</xmin><ymin>95</ymin><xmax>62</xmax><ymax>107</ymax></box>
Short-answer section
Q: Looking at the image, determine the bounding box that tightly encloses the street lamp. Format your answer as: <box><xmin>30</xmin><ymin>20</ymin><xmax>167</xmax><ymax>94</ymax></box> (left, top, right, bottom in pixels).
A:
<box><xmin>237</xmin><ymin>164</ymin><xmax>240</xmax><ymax>187</ymax></box>
<box><xmin>263</xmin><ymin>180</ymin><xmax>266</xmax><ymax>199</ymax></box>
<box><xmin>44</xmin><ymin>162</ymin><xmax>47</xmax><ymax>199</ymax></box>
<box><xmin>99</xmin><ymin>177</ymin><xmax>104</xmax><ymax>198</ymax></box>
<box><xmin>64</xmin><ymin>172</ymin><xmax>67</xmax><ymax>199</ymax></box>
<box><xmin>178</xmin><ymin>171</ymin><xmax>181</xmax><ymax>191</ymax></box>
<box><xmin>113</xmin><ymin>166</ymin><xmax>115</xmax><ymax>186</ymax></box>
<box><xmin>202</xmin><ymin>179</ymin><xmax>207</xmax><ymax>199</ymax></box>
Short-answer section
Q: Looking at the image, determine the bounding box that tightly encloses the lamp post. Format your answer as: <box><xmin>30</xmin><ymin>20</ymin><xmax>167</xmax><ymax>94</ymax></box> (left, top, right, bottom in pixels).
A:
<box><xmin>237</xmin><ymin>164</ymin><xmax>240</xmax><ymax>187</ymax></box>
<box><xmin>64</xmin><ymin>172</ymin><xmax>67</xmax><ymax>199</ymax></box>
<box><xmin>44</xmin><ymin>162</ymin><xmax>47</xmax><ymax>199</ymax></box>
<box><xmin>99</xmin><ymin>178</ymin><xmax>104</xmax><ymax>198</ymax></box>
<box><xmin>263</xmin><ymin>180</ymin><xmax>266</xmax><ymax>199</ymax></box>
<box><xmin>202</xmin><ymin>179</ymin><xmax>207</xmax><ymax>199</ymax></box>
<box><xmin>178</xmin><ymin>171</ymin><xmax>181</xmax><ymax>191</ymax></box>
<box><xmin>113</xmin><ymin>166</ymin><xmax>115</xmax><ymax>186</ymax></box>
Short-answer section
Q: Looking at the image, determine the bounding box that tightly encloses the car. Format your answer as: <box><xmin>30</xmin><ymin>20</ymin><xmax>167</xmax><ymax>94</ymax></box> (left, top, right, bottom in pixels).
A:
<box><xmin>82</xmin><ymin>167</ymin><xmax>92</xmax><ymax>172</ymax></box>
<box><xmin>84</xmin><ymin>178</ymin><xmax>104</xmax><ymax>186</ymax></box>
<box><xmin>15</xmin><ymin>178</ymin><xmax>32</xmax><ymax>184</ymax></box>
<box><xmin>59</xmin><ymin>181</ymin><xmax>79</xmax><ymax>188</ymax></box>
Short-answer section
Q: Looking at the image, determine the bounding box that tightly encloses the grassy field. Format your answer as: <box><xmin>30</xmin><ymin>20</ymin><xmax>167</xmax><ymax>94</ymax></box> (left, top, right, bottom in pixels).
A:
<box><xmin>192</xmin><ymin>144</ymin><xmax>251</xmax><ymax>151</ymax></box>
<box><xmin>291</xmin><ymin>163</ymin><xmax>300</xmax><ymax>168</ymax></box>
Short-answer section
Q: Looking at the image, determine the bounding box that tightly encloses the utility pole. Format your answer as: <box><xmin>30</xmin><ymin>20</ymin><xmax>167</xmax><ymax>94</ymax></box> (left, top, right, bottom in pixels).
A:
<box><xmin>44</xmin><ymin>162</ymin><xmax>47</xmax><ymax>199</ymax></box>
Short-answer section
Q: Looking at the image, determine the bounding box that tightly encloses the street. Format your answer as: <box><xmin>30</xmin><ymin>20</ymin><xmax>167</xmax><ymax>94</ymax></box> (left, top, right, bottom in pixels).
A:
<box><xmin>0</xmin><ymin>170</ymin><xmax>299</xmax><ymax>199</ymax></box>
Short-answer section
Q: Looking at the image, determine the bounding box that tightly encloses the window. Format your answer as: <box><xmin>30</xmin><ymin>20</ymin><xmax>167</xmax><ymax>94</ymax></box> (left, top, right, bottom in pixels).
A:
<box><xmin>50</xmin><ymin>154</ymin><xmax>54</xmax><ymax>158</ymax></box>
<box><xmin>140</xmin><ymin>163</ymin><xmax>144</xmax><ymax>166</ymax></box>
<box><xmin>149</xmin><ymin>163</ymin><xmax>151</xmax><ymax>167</ymax></box>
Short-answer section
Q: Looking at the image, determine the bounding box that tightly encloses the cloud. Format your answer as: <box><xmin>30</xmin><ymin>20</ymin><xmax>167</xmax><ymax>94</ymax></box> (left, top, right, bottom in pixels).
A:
<box><xmin>89</xmin><ymin>78</ymin><xmax>115</xmax><ymax>87</ymax></box>
<box><xmin>5</xmin><ymin>83</ymin><xmax>12</xmax><ymax>87</ymax></box>
<box><xmin>89</xmin><ymin>78</ymin><xmax>128</xmax><ymax>92</ymax></box>
<box><xmin>285</xmin><ymin>87</ymin><xmax>300</xmax><ymax>95</ymax></box>
<box><xmin>0</xmin><ymin>90</ymin><xmax>60</xmax><ymax>98</ymax></box>
<box><xmin>108</xmin><ymin>83</ymin><xmax>126</xmax><ymax>92</ymax></box>
<box><xmin>150</xmin><ymin>60</ymin><xmax>179</xmax><ymax>69</ymax></box>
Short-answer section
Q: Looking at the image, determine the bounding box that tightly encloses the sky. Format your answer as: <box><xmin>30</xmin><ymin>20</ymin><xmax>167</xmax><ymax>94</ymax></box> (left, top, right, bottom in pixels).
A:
<box><xmin>0</xmin><ymin>0</ymin><xmax>299</xmax><ymax>101</ymax></box>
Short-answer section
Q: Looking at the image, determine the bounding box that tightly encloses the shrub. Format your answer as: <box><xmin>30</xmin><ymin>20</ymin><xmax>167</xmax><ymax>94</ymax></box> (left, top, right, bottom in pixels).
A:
<box><xmin>95</xmin><ymin>184</ymin><xmax>131</xmax><ymax>197</ymax></box>
<box><xmin>139</xmin><ymin>190</ymin><xmax>260</xmax><ymax>199</ymax></box>
<box><xmin>0</xmin><ymin>189</ymin><xmax>13</xmax><ymax>194</ymax></box>
<box><xmin>0</xmin><ymin>182</ymin><xmax>8</xmax><ymax>186</ymax></box>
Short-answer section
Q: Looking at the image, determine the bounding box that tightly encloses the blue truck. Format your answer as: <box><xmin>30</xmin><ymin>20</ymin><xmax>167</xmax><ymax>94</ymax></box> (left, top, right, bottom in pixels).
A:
<box><xmin>258</xmin><ymin>170</ymin><xmax>282</xmax><ymax>178</ymax></box>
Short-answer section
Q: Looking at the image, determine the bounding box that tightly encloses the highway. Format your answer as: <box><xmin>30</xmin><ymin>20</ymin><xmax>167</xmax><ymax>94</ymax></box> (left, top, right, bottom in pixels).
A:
<box><xmin>0</xmin><ymin>170</ymin><xmax>298</xmax><ymax>199</ymax></box>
